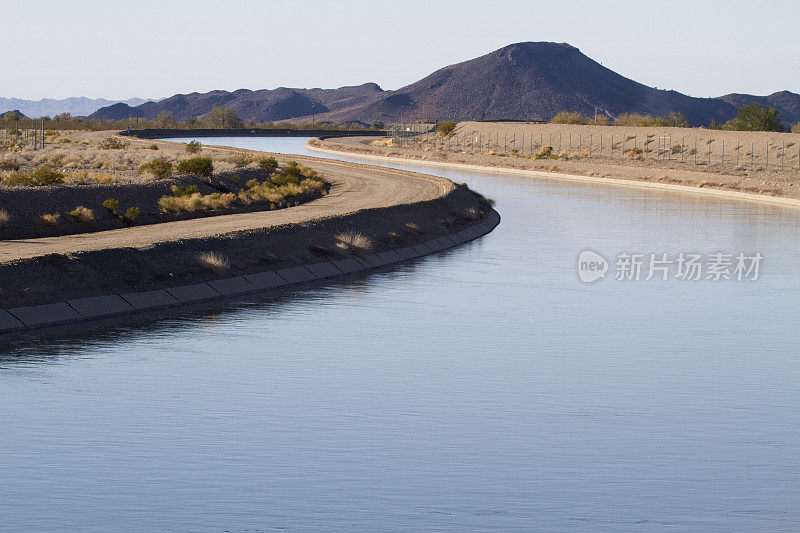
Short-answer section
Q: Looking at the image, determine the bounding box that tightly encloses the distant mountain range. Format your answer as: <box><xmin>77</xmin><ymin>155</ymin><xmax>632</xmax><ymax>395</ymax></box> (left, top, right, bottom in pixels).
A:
<box><xmin>89</xmin><ymin>84</ymin><xmax>384</xmax><ymax>123</ymax></box>
<box><xmin>0</xmin><ymin>97</ymin><xmax>157</xmax><ymax>118</ymax></box>
<box><xmin>85</xmin><ymin>42</ymin><xmax>800</xmax><ymax>127</ymax></box>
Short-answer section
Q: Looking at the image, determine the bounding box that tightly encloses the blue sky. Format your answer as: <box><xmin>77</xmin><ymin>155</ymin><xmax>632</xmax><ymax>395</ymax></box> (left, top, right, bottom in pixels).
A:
<box><xmin>3</xmin><ymin>0</ymin><xmax>798</xmax><ymax>100</ymax></box>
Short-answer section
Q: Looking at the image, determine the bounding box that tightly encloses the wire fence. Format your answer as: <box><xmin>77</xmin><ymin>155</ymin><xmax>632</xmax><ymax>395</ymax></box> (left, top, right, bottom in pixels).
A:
<box><xmin>388</xmin><ymin>125</ymin><xmax>800</xmax><ymax>172</ymax></box>
<box><xmin>0</xmin><ymin>119</ymin><xmax>47</xmax><ymax>150</ymax></box>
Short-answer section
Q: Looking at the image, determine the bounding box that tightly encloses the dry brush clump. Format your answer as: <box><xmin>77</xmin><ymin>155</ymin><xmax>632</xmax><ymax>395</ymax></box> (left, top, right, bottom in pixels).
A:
<box><xmin>0</xmin><ymin>208</ymin><xmax>10</xmax><ymax>228</ymax></box>
<box><xmin>158</xmin><ymin>185</ymin><xmax>235</xmax><ymax>213</ymax></box>
<box><xmin>2</xmin><ymin>165</ymin><xmax>65</xmax><ymax>186</ymax></box>
<box><xmin>198</xmin><ymin>252</ymin><xmax>230</xmax><ymax>274</ymax></box>
<box><xmin>38</xmin><ymin>213</ymin><xmax>61</xmax><ymax>226</ymax></box>
<box><xmin>138</xmin><ymin>159</ymin><xmax>173</xmax><ymax>179</ymax></box>
<box><xmin>238</xmin><ymin>161</ymin><xmax>327</xmax><ymax>207</ymax></box>
<box><xmin>335</xmin><ymin>232</ymin><xmax>374</xmax><ymax>257</ymax></box>
<box><xmin>68</xmin><ymin>206</ymin><xmax>95</xmax><ymax>223</ymax></box>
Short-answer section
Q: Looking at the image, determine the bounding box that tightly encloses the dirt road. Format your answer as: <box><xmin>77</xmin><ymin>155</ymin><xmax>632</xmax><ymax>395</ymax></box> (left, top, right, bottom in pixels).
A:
<box><xmin>0</xmin><ymin>153</ymin><xmax>453</xmax><ymax>263</ymax></box>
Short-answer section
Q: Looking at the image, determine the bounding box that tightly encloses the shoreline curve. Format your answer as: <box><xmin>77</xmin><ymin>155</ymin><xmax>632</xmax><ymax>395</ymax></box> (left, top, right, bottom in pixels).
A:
<box><xmin>307</xmin><ymin>142</ymin><xmax>800</xmax><ymax>212</ymax></box>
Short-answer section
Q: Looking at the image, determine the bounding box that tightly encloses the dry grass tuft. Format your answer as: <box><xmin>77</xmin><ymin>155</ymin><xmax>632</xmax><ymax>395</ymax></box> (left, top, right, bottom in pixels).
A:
<box><xmin>38</xmin><ymin>213</ymin><xmax>61</xmax><ymax>226</ymax></box>
<box><xmin>335</xmin><ymin>232</ymin><xmax>374</xmax><ymax>257</ymax></box>
<box><xmin>158</xmin><ymin>192</ymin><xmax>235</xmax><ymax>213</ymax></box>
<box><xmin>198</xmin><ymin>252</ymin><xmax>230</xmax><ymax>274</ymax></box>
<box><xmin>0</xmin><ymin>208</ymin><xmax>9</xmax><ymax>228</ymax></box>
<box><xmin>68</xmin><ymin>206</ymin><xmax>95</xmax><ymax>223</ymax></box>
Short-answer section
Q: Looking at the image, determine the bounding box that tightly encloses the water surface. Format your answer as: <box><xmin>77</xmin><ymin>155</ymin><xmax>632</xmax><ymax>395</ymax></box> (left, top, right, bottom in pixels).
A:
<box><xmin>2</xmin><ymin>137</ymin><xmax>800</xmax><ymax>531</ymax></box>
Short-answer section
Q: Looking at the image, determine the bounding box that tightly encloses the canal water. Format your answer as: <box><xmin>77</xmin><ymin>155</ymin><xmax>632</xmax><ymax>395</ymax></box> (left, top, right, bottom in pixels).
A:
<box><xmin>2</xmin><ymin>137</ymin><xmax>800</xmax><ymax>531</ymax></box>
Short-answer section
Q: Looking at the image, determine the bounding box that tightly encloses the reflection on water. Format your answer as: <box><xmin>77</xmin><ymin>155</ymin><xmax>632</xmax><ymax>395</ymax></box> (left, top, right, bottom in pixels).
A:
<box><xmin>3</xmin><ymin>137</ymin><xmax>800</xmax><ymax>532</ymax></box>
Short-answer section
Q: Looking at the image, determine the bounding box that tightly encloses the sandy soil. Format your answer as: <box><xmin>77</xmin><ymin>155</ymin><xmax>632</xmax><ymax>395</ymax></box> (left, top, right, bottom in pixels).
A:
<box><xmin>321</xmin><ymin>121</ymin><xmax>800</xmax><ymax>200</ymax></box>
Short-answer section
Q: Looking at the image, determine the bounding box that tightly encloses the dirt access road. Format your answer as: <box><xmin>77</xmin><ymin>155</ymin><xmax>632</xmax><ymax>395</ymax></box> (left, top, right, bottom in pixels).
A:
<box><xmin>0</xmin><ymin>148</ymin><xmax>453</xmax><ymax>263</ymax></box>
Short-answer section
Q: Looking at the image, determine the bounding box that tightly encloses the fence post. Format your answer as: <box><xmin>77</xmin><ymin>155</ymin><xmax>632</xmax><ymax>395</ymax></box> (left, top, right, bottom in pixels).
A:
<box><xmin>722</xmin><ymin>140</ymin><xmax>724</xmax><ymax>167</ymax></box>
<box><xmin>766</xmin><ymin>141</ymin><xmax>769</xmax><ymax>170</ymax></box>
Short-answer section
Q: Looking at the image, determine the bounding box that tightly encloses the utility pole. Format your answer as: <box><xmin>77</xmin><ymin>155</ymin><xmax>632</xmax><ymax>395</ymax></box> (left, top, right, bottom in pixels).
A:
<box><xmin>312</xmin><ymin>103</ymin><xmax>315</xmax><ymax>126</ymax></box>
<box><xmin>594</xmin><ymin>106</ymin><xmax>598</xmax><ymax>124</ymax></box>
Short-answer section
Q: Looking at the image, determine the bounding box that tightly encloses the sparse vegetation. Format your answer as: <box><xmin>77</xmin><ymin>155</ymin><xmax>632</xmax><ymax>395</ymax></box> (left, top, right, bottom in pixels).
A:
<box><xmin>158</xmin><ymin>189</ymin><xmax>235</xmax><ymax>213</ymax></box>
<box><xmin>257</xmin><ymin>156</ymin><xmax>279</xmax><ymax>173</ymax></box>
<box><xmin>721</xmin><ymin>103</ymin><xmax>785</xmax><ymax>132</ymax></box>
<box><xmin>171</xmin><ymin>185</ymin><xmax>199</xmax><ymax>197</ymax></box>
<box><xmin>231</xmin><ymin>152</ymin><xmax>251</xmax><ymax>168</ymax></box>
<box><xmin>0</xmin><ymin>159</ymin><xmax>20</xmax><ymax>171</ymax></box>
<box><xmin>436</xmin><ymin>121</ymin><xmax>457</xmax><ymax>135</ymax></box>
<box><xmin>68</xmin><ymin>206</ymin><xmax>95</xmax><ymax>223</ymax></box>
<box><xmin>792</xmin><ymin>122</ymin><xmax>800</xmax><ymax>134</ymax></box>
<box><xmin>335</xmin><ymin>231</ymin><xmax>374</xmax><ymax>257</ymax></box>
<box><xmin>3</xmin><ymin>165</ymin><xmax>65</xmax><ymax>186</ymax></box>
<box><xmin>551</xmin><ymin>111</ymin><xmax>591</xmax><ymax>125</ymax></box>
<box><xmin>186</xmin><ymin>140</ymin><xmax>202</xmax><ymax>154</ymax></box>
<box><xmin>614</xmin><ymin>112</ymin><xmax>690</xmax><ymax>127</ymax></box>
<box><xmin>198</xmin><ymin>252</ymin><xmax>230</xmax><ymax>274</ymax></box>
<box><xmin>0</xmin><ymin>208</ymin><xmax>9</xmax><ymax>228</ymax></box>
<box><xmin>102</xmin><ymin>198</ymin><xmax>120</xmax><ymax>216</ymax></box>
<box><xmin>38</xmin><ymin>213</ymin><xmax>61</xmax><ymax>226</ymax></box>
<box><xmin>122</xmin><ymin>207</ymin><xmax>140</xmax><ymax>224</ymax></box>
<box><xmin>98</xmin><ymin>137</ymin><xmax>129</xmax><ymax>149</ymax></box>
<box><xmin>176</xmin><ymin>157</ymin><xmax>213</xmax><ymax>177</ymax></box>
<box><xmin>138</xmin><ymin>159</ymin><xmax>173</xmax><ymax>179</ymax></box>
<box><xmin>148</xmin><ymin>144</ymin><xmax>159</xmax><ymax>150</ymax></box>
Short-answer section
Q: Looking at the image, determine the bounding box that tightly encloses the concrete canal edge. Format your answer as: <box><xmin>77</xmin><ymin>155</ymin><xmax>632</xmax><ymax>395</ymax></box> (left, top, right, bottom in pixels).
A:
<box><xmin>0</xmin><ymin>210</ymin><xmax>500</xmax><ymax>334</ymax></box>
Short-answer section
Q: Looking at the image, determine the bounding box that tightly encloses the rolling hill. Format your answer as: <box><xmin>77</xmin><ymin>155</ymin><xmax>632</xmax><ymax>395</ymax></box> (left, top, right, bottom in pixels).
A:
<box><xmin>90</xmin><ymin>83</ymin><xmax>385</xmax><ymax>123</ymax></box>
<box><xmin>89</xmin><ymin>42</ymin><xmax>799</xmax><ymax>128</ymax></box>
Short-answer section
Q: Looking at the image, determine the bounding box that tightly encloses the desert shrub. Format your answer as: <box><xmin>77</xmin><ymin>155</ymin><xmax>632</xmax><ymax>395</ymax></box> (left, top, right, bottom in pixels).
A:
<box><xmin>270</xmin><ymin>173</ymin><xmax>301</xmax><ymax>187</ymax></box>
<box><xmin>0</xmin><ymin>208</ymin><xmax>9</xmax><ymax>228</ymax></box>
<box><xmin>98</xmin><ymin>137</ymin><xmax>129</xmax><ymax>149</ymax></box>
<box><xmin>724</xmin><ymin>103</ymin><xmax>784</xmax><ymax>132</ymax></box>
<box><xmin>537</xmin><ymin>145</ymin><xmax>553</xmax><ymax>157</ymax></box>
<box><xmin>282</xmin><ymin>161</ymin><xmax>303</xmax><ymax>179</ymax></box>
<box><xmin>613</xmin><ymin>112</ymin><xmax>690</xmax><ymax>127</ymax></box>
<box><xmin>68</xmin><ymin>206</ymin><xmax>95</xmax><ymax>223</ymax></box>
<box><xmin>335</xmin><ymin>232</ymin><xmax>374</xmax><ymax>257</ymax></box>
<box><xmin>149</xmin><ymin>144</ymin><xmax>159</xmax><ymax>150</ymax></box>
<box><xmin>198</xmin><ymin>252</ymin><xmax>230</xmax><ymax>274</ymax></box>
<box><xmin>102</xmin><ymin>198</ymin><xmax>119</xmax><ymax>215</ymax></box>
<box><xmin>239</xmin><ymin>169</ymin><xmax>326</xmax><ymax>206</ymax></box>
<box><xmin>122</xmin><ymin>207</ymin><xmax>140</xmax><ymax>224</ymax></box>
<box><xmin>231</xmin><ymin>152</ymin><xmax>251</xmax><ymax>168</ymax></box>
<box><xmin>436</xmin><ymin>121</ymin><xmax>457</xmax><ymax>135</ymax></box>
<box><xmin>158</xmin><ymin>192</ymin><xmax>235</xmax><ymax>213</ymax></box>
<box><xmin>626</xmin><ymin>147</ymin><xmax>644</xmax><ymax>157</ymax></box>
<box><xmin>257</xmin><ymin>156</ymin><xmax>279</xmax><ymax>173</ymax></box>
<box><xmin>671</xmin><ymin>144</ymin><xmax>683</xmax><ymax>154</ymax></box>
<box><xmin>38</xmin><ymin>213</ymin><xmax>61</xmax><ymax>226</ymax></box>
<box><xmin>4</xmin><ymin>165</ymin><xmax>65</xmax><ymax>186</ymax></box>
<box><xmin>792</xmin><ymin>122</ymin><xmax>800</xmax><ymax>134</ymax></box>
<box><xmin>186</xmin><ymin>140</ymin><xmax>202</xmax><ymax>154</ymax></box>
<box><xmin>171</xmin><ymin>184</ymin><xmax>199</xmax><ymax>197</ymax></box>
<box><xmin>177</xmin><ymin>157</ymin><xmax>213</xmax><ymax>177</ymax></box>
<box><xmin>64</xmin><ymin>171</ymin><xmax>120</xmax><ymax>184</ymax></box>
<box><xmin>0</xmin><ymin>159</ymin><xmax>19</xmax><ymax>171</ymax></box>
<box><xmin>551</xmin><ymin>111</ymin><xmax>591</xmax><ymax>125</ymax></box>
<box><xmin>138</xmin><ymin>159</ymin><xmax>173</xmax><ymax>179</ymax></box>
<box><xmin>594</xmin><ymin>115</ymin><xmax>611</xmax><ymax>126</ymax></box>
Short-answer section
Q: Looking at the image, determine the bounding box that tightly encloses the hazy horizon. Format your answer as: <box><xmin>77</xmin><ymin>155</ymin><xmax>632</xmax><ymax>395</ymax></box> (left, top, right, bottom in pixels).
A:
<box><xmin>3</xmin><ymin>0</ymin><xmax>799</xmax><ymax>101</ymax></box>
